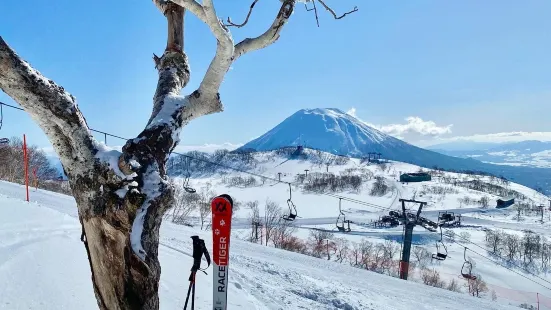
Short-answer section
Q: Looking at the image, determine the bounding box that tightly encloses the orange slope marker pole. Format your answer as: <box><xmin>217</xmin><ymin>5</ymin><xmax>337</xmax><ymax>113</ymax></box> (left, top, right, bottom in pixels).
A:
<box><xmin>23</xmin><ymin>134</ymin><xmax>29</xmax><ymax>202</ymax></box>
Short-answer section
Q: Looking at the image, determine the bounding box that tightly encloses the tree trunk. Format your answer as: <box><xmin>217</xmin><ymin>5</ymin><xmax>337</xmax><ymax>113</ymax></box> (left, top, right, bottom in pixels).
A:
<box><xmin>82</xmin><ymin>216</ymin><xmax>159</xmax><ymax>309</ymax></box>
<box><xmin>75</xmin><ymin>158</ymin><xmax>173</xmax><ymax>310</ymax></box>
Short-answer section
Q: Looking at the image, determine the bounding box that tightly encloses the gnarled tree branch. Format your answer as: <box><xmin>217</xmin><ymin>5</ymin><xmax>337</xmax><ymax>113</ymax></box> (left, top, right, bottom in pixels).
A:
<box><xmin>305</xmin><ymin>0</ymin><xmax>320</xmax><ymax>27</ymax></box>
<box><xmin>317</xmin><ymin>0</ymin><xmax>358</xmax><ymax>19</ymax></box>
<box><xmin>193</xmin><ymin>0</ymin><xmax>235</xmax><ymax>108</ymax></box>
<box><xmin>163</xmin><ymin>0</ymin><xmax>207</xmax><ymax>23</ymax></box>
<box><xmin>225</xmin><ymin>0</ymin><xmax>260</xmax><ymax>28</ymax></box>
<box><xmin>130</xmin><ymin>1</ymin><xmax>191</xmax><ymax>171</ymax></box>
<box><xmin>234</xmin><ymin>0</ymin><xmax>295</xmax><ymax>60</ymax></box>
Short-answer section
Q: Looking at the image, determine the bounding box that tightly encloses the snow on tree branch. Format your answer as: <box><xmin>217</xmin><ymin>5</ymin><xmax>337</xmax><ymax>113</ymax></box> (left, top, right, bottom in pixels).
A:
<box><xmin>0</xmin><ymin>37</ymin><xmax>97</xmax><ymax>179</ymax></box>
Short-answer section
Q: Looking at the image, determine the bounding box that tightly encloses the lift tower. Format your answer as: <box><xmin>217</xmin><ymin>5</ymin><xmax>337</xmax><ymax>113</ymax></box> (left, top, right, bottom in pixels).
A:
<box><xmin>399</xmin><ymin>198</ymin><xmax>427</xmax><ymax>280</ymax></box>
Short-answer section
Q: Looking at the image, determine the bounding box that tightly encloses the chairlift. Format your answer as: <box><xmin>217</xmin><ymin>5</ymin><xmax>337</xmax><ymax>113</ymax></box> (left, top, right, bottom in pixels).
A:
<box><xmin>432</xmin><ymin>226</ymin><xmax>448</xmax><ymax>261</ymax></box>
<box><xmin>282</xmin><ymin>183</ymin><xmax>297</xmax><ymax>221</ymax></box>
<box><xmin>182</xmin><ymin>156</ymin><xmax>196</xmax><ymax>193</ymax></box>
<box><xmin>461</xmin><ymin>247</ymin><xmax>477</xmax><ymax>280</ymax></box>
<box><xmin>336</xmin><ymin>198</ymin><xmax>351</xmax><ymax>232</ymax></box>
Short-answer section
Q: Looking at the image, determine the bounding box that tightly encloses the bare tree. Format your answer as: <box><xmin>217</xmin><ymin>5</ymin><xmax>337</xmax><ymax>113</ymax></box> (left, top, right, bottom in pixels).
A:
<box><xmin>308</xmin><ymin>229</ymin><xmax>335</xmax><ymax>258</ymax></box>
<box><xmin>333</xmin><ymin>237</ymin><xmax>350</xmax><ymax>263</ymax></box>
<box><xmin>446</xmin><ymin>278</ymin><xmax>462</xmax><ymax>293</ymax></box>
<box><xmin>479</xmin><ymin>196</ymin><xmax>490</xmax><ymax>209</ymax></box>
<box><xmin>412</xmin><ymin>246</ymin><xmax>431</xmax><ymax>270</ymax></box>
<box><xmin>491</xmin><ymin>289</ymin><xmax>497</xmax><ymax>301</ymax></box>
<box><xmin>272</xmin><ymin>215</ymin><xmax>297</xmax><ymax>249</ymax></box>
<box><xmin>246</xmin><ymin>200</ymin><xmax>261</xmax><ymax>243</ymax></box>
<box><xmin>264</xmin><ymin>199</ymin><xmax>281</xmax><ymax>246</ymax></box>
<box><xmin>165</xmin><ymin>178</ymin><xmax>198</xmax><ymax>224</ymax></box>
<box><xmin>0</xmin><ymin>1</ymin><xmax>356</xmax><ymax>308</ymax></box>
<box><xmin>421</xmin><ymin>268</ymin><xmax>445</xmax><ymax>288</ymax></box>
<box><xmin>459</xmin><ymin>231</ymin><xmax>472</xmax><ymax>243</ymax></box>
<box><xmin>198</xmin><ymin>182</ymin><xmax>215</xmax><ymax>230</ymax></box>
<box><xmin>465</xmin><ymin>275</ymin><xmax>489</xmax><ymax>297</ymax></box>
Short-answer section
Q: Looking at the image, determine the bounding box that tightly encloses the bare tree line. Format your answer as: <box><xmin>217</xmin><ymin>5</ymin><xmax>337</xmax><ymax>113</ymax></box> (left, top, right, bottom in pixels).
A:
<box><xmin>484</xmin><ymin>229</ymin><xmax>551</xmax><ymax>272</ymax></box>
<box><xmin>0</xmin><ymin>136</ymin><xmax>66</xmax><ymax>194</ymax></box>
<box><xmin>164</xmin><ymin>180</ymin><xmax>240</xmax><ymax>229</ymax></box>
<box><xmin>370</xmin><ymin>176</ymin><xmax>391</xmax><ymax>196</ymax></box>
<box><xmin>167</xmin><ymin>149</ymin><xmax>258</xmax><ymax>177</ymax></box>
<box><xmin>167</xmin><ymin>147</ymin><xmax>356</xmax><ymax>181</ymax></box>
<box><xmin>433</xmin><ymin>172</ymin><xmax>532</xmax><ymax>205</ymax></box>
<box><xmin>298</xmin><ymin>172</ymin><xmax>363</xmax><ymax>193</ymax></box>
<box><xmin>240</xmin><ymin>202</ymin><xmax>491</xmax><ymax>299</ymax></box>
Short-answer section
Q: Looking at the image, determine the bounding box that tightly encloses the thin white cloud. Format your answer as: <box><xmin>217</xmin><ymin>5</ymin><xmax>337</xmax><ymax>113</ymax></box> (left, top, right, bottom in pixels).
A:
<box><xmin>378</xmin><ymin>116</ymin><xmax>453</xmax><ymax>137</ymax></box>
<box><xmin>427</xmin><ymin>131</ymin><xmax>551</xmax><ymax>144</ymax></box>
<box><xmin>347</xmin><ymin>108</ymin><xmax>453</xmax><ymax>140</ymax></box>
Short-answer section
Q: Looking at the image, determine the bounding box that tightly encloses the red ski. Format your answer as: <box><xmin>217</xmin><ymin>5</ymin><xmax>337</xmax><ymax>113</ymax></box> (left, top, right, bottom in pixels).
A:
<box><xmin>211</xmin><ymin>194</ymin><xmax>233</xmax><ymax>310</ymax></box>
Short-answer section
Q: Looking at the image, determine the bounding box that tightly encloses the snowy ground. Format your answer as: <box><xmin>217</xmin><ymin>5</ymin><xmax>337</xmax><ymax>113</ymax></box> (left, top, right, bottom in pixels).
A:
<box><xmin>173</xmin><ymin>151</ymin><xmax>551</xmax><ymax>308</ymax></box>
<box><xmin>0</xmin><ymin>179</ymin><xmax>524</xmax><ymax>310</ymax></box>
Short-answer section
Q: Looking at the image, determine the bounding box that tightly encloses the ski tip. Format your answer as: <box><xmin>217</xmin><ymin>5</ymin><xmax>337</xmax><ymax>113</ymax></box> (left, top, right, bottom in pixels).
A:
<box><xmin>217</xmin><ymin>194</ymin><xmax>233</xmax><ymax>207</ymax></box>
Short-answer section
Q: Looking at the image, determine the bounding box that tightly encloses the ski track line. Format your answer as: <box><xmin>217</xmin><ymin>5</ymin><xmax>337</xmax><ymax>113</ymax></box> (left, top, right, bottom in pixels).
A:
<box><xmin>230</xmin><ymin>253</ymin><xmax>362</xmax><ymax>310</ymax></box>
<box><xmin>0</xmin><ymin>231</ymin><xmax>73</xmax><ymax>268</ymax></box>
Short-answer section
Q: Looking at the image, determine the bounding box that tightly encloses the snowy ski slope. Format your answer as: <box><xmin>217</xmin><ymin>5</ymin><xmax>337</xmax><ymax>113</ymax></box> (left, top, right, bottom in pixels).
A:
<box><xmin>0</xmin><ymin>179</ymin><xmax>521</xmax><ymax>310</ymax></box>
<box><xmin>173</xmin><ymin>150</ymin><xmax>551</xmax><ymax>308</ymax></box>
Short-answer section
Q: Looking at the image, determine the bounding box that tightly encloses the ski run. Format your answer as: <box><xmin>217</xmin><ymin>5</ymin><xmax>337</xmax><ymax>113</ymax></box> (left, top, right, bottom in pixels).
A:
<box><xmin>4</xmin><ymin>147</ymin><xmax>551</xmax><ymax>309</ymax></box>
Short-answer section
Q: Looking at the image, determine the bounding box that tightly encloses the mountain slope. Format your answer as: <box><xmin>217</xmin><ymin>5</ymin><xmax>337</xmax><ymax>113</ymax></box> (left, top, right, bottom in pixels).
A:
<box><xmin>239</xmin><ymin>108</ymin><xmax>551</xmax><ymax>194</ymax></box>
<box><xmin>0</xmin><ymin>180</ymin><xmax>517</xmax><ymax>310</ymax></box>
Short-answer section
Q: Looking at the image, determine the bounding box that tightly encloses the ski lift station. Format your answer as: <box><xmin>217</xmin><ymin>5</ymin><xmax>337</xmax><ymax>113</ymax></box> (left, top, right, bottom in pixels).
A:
<box><xmin>496</xmin><ymin>196</ymin><xmax>515</xmax><ymax>208</ymax></box>
<box><xmin>399</xmin><ymin>172</ymin><xmax>431</xmax><ymax>183</ymax></box>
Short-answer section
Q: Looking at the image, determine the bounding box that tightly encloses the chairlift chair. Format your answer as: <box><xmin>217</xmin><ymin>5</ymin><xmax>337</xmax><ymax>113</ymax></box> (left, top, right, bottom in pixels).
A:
<box><xmin>0</xmin><ymin>105</ymin><xmax>8</xmax><ymax>147</ymax></box>
<box><xmin>182</xmin><ymin>156</ymin><xmax>196</xmax><ymax>193</ymax></box>
<box><xmin>461</xmin><ymin>247</ymin><xmax>477</xmax><ymax>280</ymax></box>
<box><xmin>282</xmin><ymin>183</ymin><xmax>298</xmax><ymax>221</ymax></box>
<box><xmin>432</xmin><ymin>227</ymin><xmax>448</xmax><ymax>261</ymax></box>
<box><xmin>336</xmin><ymin>198</ymin><xmax>351</xmax><ymax>232</ymax></box>
<box><xmin>183</xmin><ymin>177</ymin><xmax>196</xmax><ymax>193</ymax></box>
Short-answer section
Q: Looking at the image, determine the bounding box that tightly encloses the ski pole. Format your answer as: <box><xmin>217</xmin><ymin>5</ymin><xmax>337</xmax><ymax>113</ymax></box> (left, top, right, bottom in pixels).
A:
<box><xmin>183</xmin><ymin>272</ymin><xmax>196</xmax><ymax>310</ymax></box>
<box><xmin>183</xmin><ymin>236</ymin><xmax>211</xmax><ymax>310</ymax></box>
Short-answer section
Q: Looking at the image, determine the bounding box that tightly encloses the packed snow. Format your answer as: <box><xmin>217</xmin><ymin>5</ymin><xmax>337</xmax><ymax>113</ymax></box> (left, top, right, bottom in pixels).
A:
<box><xmin>0</xmin><ymin>152</ymin><xmax>537</xmax><ymax>310</ymax></box>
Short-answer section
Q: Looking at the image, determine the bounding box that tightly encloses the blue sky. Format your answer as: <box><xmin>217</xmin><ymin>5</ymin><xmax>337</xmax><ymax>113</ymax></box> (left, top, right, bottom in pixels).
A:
<box><xmin>1</xmin><ymin>0</ymin><xmax>550</xmax><ymax>154</ymax></box>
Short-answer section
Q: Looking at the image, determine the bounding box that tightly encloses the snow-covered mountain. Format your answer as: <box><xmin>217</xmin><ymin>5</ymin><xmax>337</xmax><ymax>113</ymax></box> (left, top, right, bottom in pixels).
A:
<box><xmin>239</xmin><ymin>108</ymin><xmax>551</xmax><ymax>194</ymax></box>
<box><xmin>240</xmin><ymin>108</ymin><xmax>397</xmax><ymax>156</ymax></box>
<box><xmin>431</xmin><ymin>140</ymin><xmax>551</xmax><ymax>169</ymax></box>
